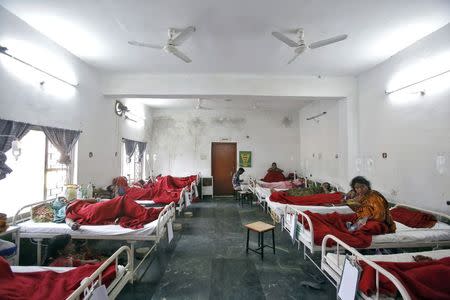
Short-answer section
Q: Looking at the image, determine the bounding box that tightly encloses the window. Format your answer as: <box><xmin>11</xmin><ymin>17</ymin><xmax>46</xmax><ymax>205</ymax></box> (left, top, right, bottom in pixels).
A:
<box><xmin>0</xmin><ymin>130</ymin><xmax>45</xmax><ymax>217</ymax></box>
<box><xmin>0</xmin><ymin>129</ymin><xmax>77</xmax><ymax>217</ymax></box>
<box><xmin>44</xmin><ymin>139</ymin><xmax>77</xmax><ymax>200</ymax></box>
<box><xmin>121</xmin><ymin>145</ymin><xmax>144</xmax><ymax>183</ymax></box>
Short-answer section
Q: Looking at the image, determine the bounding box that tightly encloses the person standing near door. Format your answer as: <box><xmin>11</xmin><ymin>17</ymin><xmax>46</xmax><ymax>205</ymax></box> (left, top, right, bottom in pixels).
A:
<box><xmin>232</xmin><ymin>168</ymin><xmax>245</xmax><ymax>191</ymax></box>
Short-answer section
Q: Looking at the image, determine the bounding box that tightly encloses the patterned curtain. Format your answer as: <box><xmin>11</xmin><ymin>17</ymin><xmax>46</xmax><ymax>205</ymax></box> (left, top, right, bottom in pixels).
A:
<box><xmin>42</xmin><ymin>127</ymin><xmax>81</xmax><ymax>165</ymax></box>
<box><xmin>0</xmin><ymin>119</ymin><xmax>31</xmax><ymax>180</ymax></box>
<box><xmin>122</xmin><ymin>138</ymin><xmax>138</xmax><ymax>163</ymax></box>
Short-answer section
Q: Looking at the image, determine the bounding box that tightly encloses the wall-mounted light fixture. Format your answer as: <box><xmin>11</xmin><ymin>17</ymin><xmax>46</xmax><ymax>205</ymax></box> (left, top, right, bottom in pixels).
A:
<box><xmin>0</xmin><ymin>45</ymin><xmax>78</xmax><ymax>87</ymax></box>
<box><xmin>0</xmin><ymin>135</ymin><xmax>21</xmax><ymax>160</ymax></box>
<box><xmin>385</xmin><ymin>69</ymin><xmax>450</xmax><ymax>95</ymax></box>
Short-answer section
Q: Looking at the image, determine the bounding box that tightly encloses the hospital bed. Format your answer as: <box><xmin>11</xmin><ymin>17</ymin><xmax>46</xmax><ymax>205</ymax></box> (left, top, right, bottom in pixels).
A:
<box><xmin>4</xmin><ymin>245</ymin><xmax>132</xmax><ymax>300</ymax></box>
<box><xmin>12</xmin><ymin>200</ymin><xmax>176</xmax><ymax>280</ymax></box>
<box><xmin>283</xmin><ymin>203</ymin><xmax>450</xmax><ymax>255</ymax></box>
<box><xmin>249</xmin><ymin>180</ymin><xmax>352</xmax><ymax>223</ymax></box>
<box><xmin>132</xmin><ymin>186</ymin><xmax>188</xmax><ymax>215</ymax></box>
<box><xmin>320</xmin><ymin>234</ymin><xmax>450</xmax><ymax>300</ymax></box>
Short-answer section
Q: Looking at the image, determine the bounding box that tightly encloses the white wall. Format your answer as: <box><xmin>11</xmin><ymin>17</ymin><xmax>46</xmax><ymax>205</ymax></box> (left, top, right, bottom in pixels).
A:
<box><xmin>149</xmin><ymin>108</ymin><xmax>300</xmax><ymax>181</ymax></box>
<box><xmin>0</xmin><ymin>6</ymin><xmax>152</xmax><ymax>187</ymax></box>
<box><xmin>357</xmin><ymin>24</ymin><xmax>450</xmax><ymax>213</ymax></box>
<box><xmin>299</xmin><ymin>99</ymin><xmax>349</xmax><ymax>190</ymax></box>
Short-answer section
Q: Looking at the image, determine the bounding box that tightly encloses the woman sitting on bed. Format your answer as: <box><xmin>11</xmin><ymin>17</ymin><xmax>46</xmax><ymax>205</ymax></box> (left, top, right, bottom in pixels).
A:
<box><xmin>345</xmin><ymin>176</ymin><xmax>396</xmax><ymax>233</ymax></box>
<box><xmin>51</xmin><ymin>195</ymin><xmax>163</xmax><ymax>231</ymax></box>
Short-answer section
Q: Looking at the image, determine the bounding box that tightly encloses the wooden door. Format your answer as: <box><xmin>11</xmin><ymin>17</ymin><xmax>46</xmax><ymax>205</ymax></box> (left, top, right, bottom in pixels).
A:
<box><xmin>211</xmin><ymin>142</ymin><xmax>237</xmax><ymax>195</ymax></box>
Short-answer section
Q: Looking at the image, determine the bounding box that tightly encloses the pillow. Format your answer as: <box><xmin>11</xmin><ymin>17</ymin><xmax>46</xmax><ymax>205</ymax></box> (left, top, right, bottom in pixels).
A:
<box><xmin>31</xmin><ymin>203</ymin><xmax>54</xmax><ymax>223</ymax></box>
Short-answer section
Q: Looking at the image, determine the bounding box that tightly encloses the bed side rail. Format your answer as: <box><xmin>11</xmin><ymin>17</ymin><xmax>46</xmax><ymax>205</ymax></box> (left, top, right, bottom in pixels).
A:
<box><xmin>321</xmin><ymin>234</ymin><xmax>411</xmax><ymax>300</ymax></box>
<box><xmin>283</xmin><ymin>205</ymin><xmax>315</xmax><ymax>252</ymax></box>
<box><xmin>156</xmin><ymin>202</ymin><xmax>176</xmax><ymax>237</ymax></box>
<box><xmin>66</xmin><ymin>245</ymin><xmax>132</xmax><ymax>300</ymax></box>
<box><xmin>12</xmin><ymin>198</ymin><xmax>54</xmax><ymax>225</ymax></box>
<box><xmin>391</xmin><ymin>203</ymin><xmax>450</xmax><ymax>223</ymax></box>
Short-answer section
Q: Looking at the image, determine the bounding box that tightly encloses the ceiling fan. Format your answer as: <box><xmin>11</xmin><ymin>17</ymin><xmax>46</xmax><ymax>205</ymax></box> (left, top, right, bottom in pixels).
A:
<box><xmin>195</xmin><ymin>99</ymin><xmax>213</xmax><ymax>110</ymax></box>
<box><xmin>272</xmin><ymin>28</ymin><xmax>348</xmax><ymax>64</ymax></box>
<box><xmin>128</xmin><ymin>26</ymin><xmax>196</xmax><ymax>63</ymax></box>
<box><xmin>115</xmin><ymin>100</ymin><xmax>129</xmax><ymax>116</ymax></box>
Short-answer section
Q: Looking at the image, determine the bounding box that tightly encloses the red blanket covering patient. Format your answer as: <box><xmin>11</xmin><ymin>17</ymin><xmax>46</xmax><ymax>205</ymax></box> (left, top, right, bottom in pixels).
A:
<box><xmin>123</xmin><ymin>175</ymin><xmax>194</xmax><ymax>204</ymax></box>
<box><xmin>301</xmin><ymin>212</ymin><xmax>389</xmax><ymax>248</ymax></box>
<box><xmin>0</xmin><ymin>257</ymin><xmax>116</xmax><ymax>300</ymax></box>
<box><xmin>270</xmin><ymin>191</ymin><xmax>343</xmax><ymax>206</ymax></box>
<box><xmin>66</xmin><ymin>195</ymin><xmax>163</xmax><ymax>229</ymax></box>
<box><xmin>262</xmin><ymin>171</ymin><xmax>286</xmax><ymax>182</ymax></box>
<box><xmin>358</xmin><ymin>257</ymin><xmax>450</xmax><ymax>300</ymax></box>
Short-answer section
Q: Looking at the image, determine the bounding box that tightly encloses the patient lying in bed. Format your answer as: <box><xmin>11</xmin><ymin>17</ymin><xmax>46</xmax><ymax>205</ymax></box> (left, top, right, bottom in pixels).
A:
<box><xmin>52</xmin><ymin>196</ymin><xmax>163</xmax><ymax>230</ymax></box>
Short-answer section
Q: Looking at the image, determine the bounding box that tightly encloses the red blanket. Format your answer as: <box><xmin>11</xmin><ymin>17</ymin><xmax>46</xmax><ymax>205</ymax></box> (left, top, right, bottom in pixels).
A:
<box><xmin>66</xmin><ymin>196</ymin><xmax>163</xmax><ymax>229</ymax></box>
<box><xmin>359</xmin><ymin>257</ymin><xmax>450</xmax><ymax>300</ymax></box>
<box><xmin>262</xmin><ymin>171</ymin><xmax>285</xmax><ymax>182</ymax></box>
<box><xmin>270</xmin><ymin>192</ymin><xmax>343</xmax><ymax>206</ymax></box>
<box><xmin>124</xmin><ymin>181</ymin><xmax>183</xmax><ymax>204</ymax></box>
<box><xmin>301</xmin><ymin>211</ymin><xmax>389</xmax><ymax>247</ymax></box>
<box><xmin>391</xmin><ymin>206</ymin><xmax>437</xmax><ymax>228</ymax></box>
<box><xmin>0</xmin><ymin>257</ymin><xmax>116</xmax><ymax>300</ymax></box>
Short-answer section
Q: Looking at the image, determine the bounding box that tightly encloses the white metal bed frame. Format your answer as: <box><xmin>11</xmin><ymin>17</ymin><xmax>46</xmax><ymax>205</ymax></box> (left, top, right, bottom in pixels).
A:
<box><xmin>68</xmin><ymin>245</ymin><xmax>133</xmax><ymax>300</ymax></box>
<box><xmin>283</xmin><ymin>203</ymin><xmax>450</xmax><ymax>258</ymax></box>
<box><xmin>320</xmin><ymin>234</ymin><xmax>419</xmax><ymax>300</ymax></box>
<box><xmin>12</xmin><ymin>200</ymin><xmax>176</xmax><ymax>280</ymax></box>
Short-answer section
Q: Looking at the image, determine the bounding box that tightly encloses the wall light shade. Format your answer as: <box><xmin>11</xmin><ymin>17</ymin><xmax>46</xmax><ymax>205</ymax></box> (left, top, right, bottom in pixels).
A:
<box><xmin>385</xmin><ymin>69</ymin><xmax>450</xmax><ymax>95</ymax></box>
<box><xmin>0</xmin><ymin>44</ymin><xmax>78</xmax><ymax>87</ymax></box>
<box><xmin>0</xmin><ymin>135</ymin><xmax>22</xmax><ymax>161</ymax></box>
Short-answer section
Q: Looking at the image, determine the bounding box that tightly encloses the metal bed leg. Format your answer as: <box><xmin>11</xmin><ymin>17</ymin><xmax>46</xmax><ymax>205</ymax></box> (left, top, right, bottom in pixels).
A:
<box><xmin>129</xmin><ymin>241</ymin><xmax>135</xmax><ymax>284</ymax></box>
<box><xmin>36</xmin><ymin>238</ymin><xmax>43</xmax><ymax>265</ymax></box>
<box><xmin>13</xmin><ymin>232</ymin><xmax>20</xmax><ymax>265</ymax></box>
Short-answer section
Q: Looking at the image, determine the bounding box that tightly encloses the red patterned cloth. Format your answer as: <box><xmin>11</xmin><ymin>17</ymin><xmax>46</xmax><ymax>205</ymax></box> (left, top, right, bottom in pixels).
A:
<box><xmin>0</xmin><ymin>257</ymin><xmax>116</xmax><ymax>300</ymax></box>
<box><xmin>270</xmin><ymin>192</ymin><xmax>343</xmax><ymax>205</ymax></box>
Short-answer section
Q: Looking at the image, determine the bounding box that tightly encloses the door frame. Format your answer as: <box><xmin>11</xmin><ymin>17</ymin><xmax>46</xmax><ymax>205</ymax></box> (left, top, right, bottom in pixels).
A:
<box><xmin>211</xmin><ymin>142</ymin><xmax>237</xmax><ymax>195</ymax></box>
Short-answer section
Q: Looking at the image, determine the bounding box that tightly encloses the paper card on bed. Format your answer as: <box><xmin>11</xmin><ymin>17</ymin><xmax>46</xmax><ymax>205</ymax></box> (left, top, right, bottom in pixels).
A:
<box><xmin>91</xmin><ymin>285</ymin><xmax>108</xmax><ymax>300</ymax></box>
<box><xmin>337</xmin><ymin>257</ymin><xmax>361</xmax><ymax>300</ymax></box>
<box><xmin>168</xmin><ymin>220</ymin><xmax>174</xmax><ymax>243</ymax></box>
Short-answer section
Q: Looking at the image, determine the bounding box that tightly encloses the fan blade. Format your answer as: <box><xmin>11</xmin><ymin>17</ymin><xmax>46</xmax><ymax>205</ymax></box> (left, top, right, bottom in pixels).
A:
<box><xmin>309</xmin><ymin>34</ymin><xmax>348</xmax><ymax>49</ymax></box>
<box><xmin>287</xmin><ymin>52</ymin><xmax>301</xmax><ymax>64</ymax></box>
<box><xmin>166</xmin><ymin>45</ymin><xmax>192</xmax><ymax>63</ymax></box>
<box><xmin>172</xmin><ymin>26</ymin><xmax>196</xmax><ymax>46</ymax></box>
<box><xmin>272</xmin><ymin>32</ymin><xmax>300</xmax><ymax>47</ymax></box>
<box><xmin>128</xmin><ymin>40</ymin><xmax>163</xmax><ymax>49</ymax></box>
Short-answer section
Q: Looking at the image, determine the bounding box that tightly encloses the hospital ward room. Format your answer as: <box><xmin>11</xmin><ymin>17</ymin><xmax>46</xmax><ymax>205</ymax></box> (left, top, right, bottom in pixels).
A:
<box><xmin>0</xmin><ymin>1</ymin><xmax>450</xmax><ymax>299</ymax></box>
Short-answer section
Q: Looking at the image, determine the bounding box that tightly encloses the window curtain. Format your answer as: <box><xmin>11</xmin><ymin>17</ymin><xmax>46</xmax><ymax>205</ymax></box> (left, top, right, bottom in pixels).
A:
<box><xmin>42</xmin><ymin>127</ymin><xmax>81</xmax><ymax>165</ymax></box>
<box><xmin>122</xmin><ymin>138</ymin><xmax>138</xmax><ymax>163</ymax></box>
<box><xmin>0</xmin><ymin>119</ymin><xmax>31</xmax><ymax>180</ymax></box>
<box><xmin>137</xmin><ymin>141</ymin><xmax>147</xmax><ymax>163</ymax></box>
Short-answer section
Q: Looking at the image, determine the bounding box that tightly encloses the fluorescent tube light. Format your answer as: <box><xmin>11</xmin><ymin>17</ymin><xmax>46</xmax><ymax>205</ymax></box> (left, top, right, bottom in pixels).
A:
<box><xmin>385</xmin><ymin>69</ymin><xmax>449</xmax><ymax>95</ymax></box>
<box><xmin>0</xmin><ymin>45</ymin><xmax>78</xmax><ymax>87</ymax></box>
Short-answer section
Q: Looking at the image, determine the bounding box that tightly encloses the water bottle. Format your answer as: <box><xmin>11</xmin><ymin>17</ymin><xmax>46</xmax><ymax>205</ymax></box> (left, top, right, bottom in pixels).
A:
<box><xmin>86</xmin><ymin>182</ymin><xmax>93</xmax><ymax>199</ymax></box>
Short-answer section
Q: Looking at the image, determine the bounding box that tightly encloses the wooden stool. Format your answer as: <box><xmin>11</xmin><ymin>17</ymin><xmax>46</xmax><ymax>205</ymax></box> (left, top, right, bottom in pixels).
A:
<box><xmin>244</xmin><ymin>221</ymin><xmax>275</xmax><ymax>260</ymax></box>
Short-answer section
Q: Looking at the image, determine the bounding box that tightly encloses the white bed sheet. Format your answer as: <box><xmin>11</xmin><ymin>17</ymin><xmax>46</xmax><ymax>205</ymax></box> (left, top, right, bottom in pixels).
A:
<box><xmin>18</xmin><ymin>219</ymin><xmax>158</xmax><ymax>237</ymax></box>
<box><xmin>325</xmin><ymin>249</ymin><xmax>450</xmax><ymax>271</ymax></box>
<box><xmin>299</xmin><ymin>221</ymin><xmax>450</xmax><ymax>247</ymax></box>
<box><xmin>11</xmin><ymin>265</ymin><xmax>126</xmax><ymax>276</ymax></box>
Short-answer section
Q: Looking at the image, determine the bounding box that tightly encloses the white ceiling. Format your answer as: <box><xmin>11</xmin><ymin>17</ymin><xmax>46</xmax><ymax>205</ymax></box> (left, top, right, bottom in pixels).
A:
<box><xmin>1</xmin><ymin>0</ymin><xmax>449</xmax><ymax>76</ymax></box>
<box><xmin>130</xmin><ymin>96</ymin><xmax>338</xmax><ymax>111</ymax></box>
